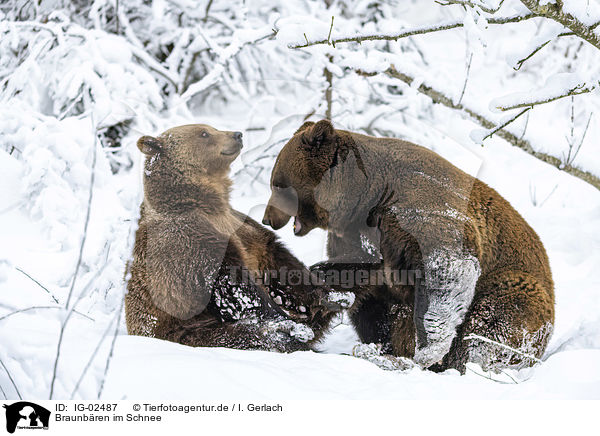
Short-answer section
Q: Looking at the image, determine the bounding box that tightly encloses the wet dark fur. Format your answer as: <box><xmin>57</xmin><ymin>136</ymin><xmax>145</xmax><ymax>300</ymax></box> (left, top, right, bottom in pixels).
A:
<box><xmin>263</xmin><ymin>120</ymin><xmax>555</xmax><ymax>371</ymax></box>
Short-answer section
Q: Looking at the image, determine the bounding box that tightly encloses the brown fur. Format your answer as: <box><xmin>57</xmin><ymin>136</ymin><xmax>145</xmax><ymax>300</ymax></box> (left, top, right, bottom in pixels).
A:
<box><xmin>263</xmin><ymin>119</ymin><xmax>555</xmax><ymax>372</ymax></box>
<box><xmin>126</xmin><ymin>124</ymin><xmax>344</xmax><ymax>352</ymax></box>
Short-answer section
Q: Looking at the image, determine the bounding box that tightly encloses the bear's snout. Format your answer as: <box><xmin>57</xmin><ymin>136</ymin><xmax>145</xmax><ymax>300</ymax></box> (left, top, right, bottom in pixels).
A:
<box><xmin>221</xmin><ymin>132</ymin><xmax>243</xmax><ymax>156</ymax></box>
<box><xmin>262</xmin><ymin>204</ymin><xmax>291</xmax><ymax>230</ymax></box>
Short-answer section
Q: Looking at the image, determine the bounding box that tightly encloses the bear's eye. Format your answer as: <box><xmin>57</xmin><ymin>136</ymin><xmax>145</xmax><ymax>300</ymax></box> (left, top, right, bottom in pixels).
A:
<box><xmin>272</xmin><ymin>181</ymin><xmax>288</xmax><ymax>191</ymax></box>
<box><xmin>201</xmin><ymin>131</ymin><xmax>209</xmax><ymax>138</ymax></box>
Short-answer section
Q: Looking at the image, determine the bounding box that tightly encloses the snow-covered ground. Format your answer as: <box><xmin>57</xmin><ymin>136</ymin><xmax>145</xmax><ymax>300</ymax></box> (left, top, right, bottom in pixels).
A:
<box><xmin>1</xmin><ymin>0</ymin><xmax>599</xmax><ymax>401</ymax></box>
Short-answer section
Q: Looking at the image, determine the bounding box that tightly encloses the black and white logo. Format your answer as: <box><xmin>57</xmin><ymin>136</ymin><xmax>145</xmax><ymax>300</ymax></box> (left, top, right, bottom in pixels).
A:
<box><xmin>2</xmin><ymin>402</ymin><xmax>50</xmax><ymax>433</ymax></box>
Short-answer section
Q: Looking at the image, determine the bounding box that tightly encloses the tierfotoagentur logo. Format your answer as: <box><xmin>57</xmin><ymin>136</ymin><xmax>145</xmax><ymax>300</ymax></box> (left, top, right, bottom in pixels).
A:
<box><xmin>2</xmin><ymin>402</ymin><xmax>50</xmax><ymax>433</ymax></box>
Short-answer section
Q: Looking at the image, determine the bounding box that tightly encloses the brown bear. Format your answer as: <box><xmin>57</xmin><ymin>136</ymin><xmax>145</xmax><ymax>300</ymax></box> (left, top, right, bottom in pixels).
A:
<box><xmin>126</xmin><ymin>124</ymin><xmax>352</xmax><ymax>352</ymax></box>
<box><xmin>262</xmin><ymin>119</ymin><xmax>555</xmax><ymax>372</ymax></box>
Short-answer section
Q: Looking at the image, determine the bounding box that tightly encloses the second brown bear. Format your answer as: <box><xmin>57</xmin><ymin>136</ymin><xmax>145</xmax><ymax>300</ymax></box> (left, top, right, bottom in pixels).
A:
<box><xmin>263</xmin><ymin>119</ymin><xmax>555</xmax><ymax>372</ymax></box>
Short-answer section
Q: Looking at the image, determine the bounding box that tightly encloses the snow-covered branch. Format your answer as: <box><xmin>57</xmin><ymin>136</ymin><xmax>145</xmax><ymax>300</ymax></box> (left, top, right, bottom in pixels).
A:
<box><xmin>493</xmin><ymin>77</ymin><xmax>597</xmax><ymax>111</ymax></box>
<box><xmin>180</xmin><ymin>26</ymin><xmax>276</xmax><ymax>102</ymax></box>
<box><xmin>290</xmin><ymin>13</ymin><xmax>535</xmax><ymax>48</ymax></box>
<box><xmin>436</xmin><ymin>0</ymin><xmax>506</xmax><ymax>14</ymax></box>
<box><xmin>519</xmin><ymin>0</ymin><xmax>600</xmax><ymax>51</ymax></box>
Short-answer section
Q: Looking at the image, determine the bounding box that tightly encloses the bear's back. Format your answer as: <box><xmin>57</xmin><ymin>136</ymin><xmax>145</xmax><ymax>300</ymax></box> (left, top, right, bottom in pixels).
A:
<box><xmin>349</xmin><ymin>131</ymin><xmax>552</xmax><ymax>294</ymax></box>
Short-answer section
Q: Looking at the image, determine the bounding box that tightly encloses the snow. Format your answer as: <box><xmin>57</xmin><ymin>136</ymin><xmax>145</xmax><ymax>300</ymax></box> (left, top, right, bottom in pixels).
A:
<box><xmin>0</xmin><ymin>0</ymin><xmax>599</xmax><ymax>402</ymax></box>
<box><xmin>99</xmin><ymin>336</ymin><xmax>600</xmax><ymax>400</ymax></box>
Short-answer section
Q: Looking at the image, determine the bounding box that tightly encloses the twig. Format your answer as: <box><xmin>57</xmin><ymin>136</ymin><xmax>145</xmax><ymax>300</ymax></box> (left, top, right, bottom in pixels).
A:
<box><xmin>538</xmin><ymin>184</ymin><xmax>558</xmax><ymax>207</ymax></box>
<box><xmin>500</xmin><ymin>368</ymin><xmax>520</xmax><ymax>384</ymax></box>
<box><xmin>0</xmin><ymin>357</ymin><xmax>22</xmax><ymax>400</ymax></box>
<box><xmin>496</xmin><ymin>82</ymin><xmax>596</xmax><ymax>111</ymax></box>
<box><xmin>457</xmin><ymin>52</ymin><xmax>473</xmax><ymax>105</ymax></box>
<box><xmin>50</xmin><ymin>126</ymin><xmax>99</xmax><ymax>399</ymax></box>
<box><xmin>65</xmin><ymin>134</ymin><xmax>98</xmax><ymax>310</ymax></box>
<box><xmin>465</xmin><ymin>366</ymin><xmax>516</xmax><ymax>384</ymax></box>
<box><xmin>327</xmin><ymin>16</ymin><xmax>335</xmax><ymax>46</ymax></box>
<box><xmin>514</xmin><ymin>39</ymin><xmax>551</xmax><ymax>70</ymax></box>
<box><xmin>464</xmin><ymin>334</ymin><xmax>543</xmax><ymax>363</ymax></box>
<box><xmin>14</xmin><ymin>267</ymin><xmax>59</xmax><ymax>304</ymax></box>
<box><xmin>519</xmin><ymin>110</ymin><xmax>530</xmax><ymax>140</ymax></box>
<box><xmin>70</xmin><ymin>302</ymin><xmax>121</xmax><ymax>399</ymax></box>
<box><xmin>0</xmin><ymin>306</ymin><xmax>94</xmax><ymax>323</ymax></box>
<box><xmin>115</xmin><ymin>0</ymin><xmax>119</xmax><ymax>34</ymax></box>
<box><xmin>290</xmin><ymin>13</ymin><xmax>535</xmax><ymax>48</ymax></box>
<box><xmin>0</xmin><ymin>382</ymin><xmax>7</xmax><ymax>399</ymax></box>
<box><xmin>481</xmin><ymin>107</ymin><xmax>530</xmax><ymax>142</ymax></box>
<box><xmin>563</xmin><ymin>109</ymin><xmax>593</xmax><ymax>168</ymax></box>
<box><xmin>203</xmin><ymin>0</ymin><xmax>213</xmax><ymax>23</ymax></box>
<box><xmin>97</xmin><ymin>295</ymin><xmax>125</xmax><ymax>399</ymax></box>
<box><xmin>437</xmin><ymin>0</ymin><xmax>506</xmax><ymax>14</ymax></box>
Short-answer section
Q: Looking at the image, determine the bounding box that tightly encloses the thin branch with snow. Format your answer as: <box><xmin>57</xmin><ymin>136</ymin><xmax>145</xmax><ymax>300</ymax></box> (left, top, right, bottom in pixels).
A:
<box><xmin>290</xmin><ymin>13</ymin><xmax>535</xmax><ymax>48</ymax></box>
<box><xmin>49</xmin><ymin>127</ymin><xmax>99</xmax><ymax>400</ymax></box>
<box><xmin>464</xmin><ymin>334</ymin><xmax>543</xmax><ymax>364</ymax></box>
<box><xmin>481</xmin><ymin>108</ymin><xmax>531</xmax><ymax>142</ymax></box>
<box><xmin>436</xmin><ymin>0</ymin><xmax>506</xmax><ymax>14</ymax></box>
<box><xmin>0</xmin><ymin>357</ymin><xmax>22</xmax><ymax>400</ymax></box>
<box><xmin>495</xmin><ymin>81</ymin><xmax>597</xmax><ymax>111</ymax></box>
<box><xmin>96</xmin><ymin>293</ymin><xmax>125</xmax><ymax>399</ymax></box>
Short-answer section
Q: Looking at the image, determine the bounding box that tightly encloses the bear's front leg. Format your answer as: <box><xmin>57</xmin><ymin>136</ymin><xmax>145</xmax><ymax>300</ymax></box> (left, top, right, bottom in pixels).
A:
<box><xmin>413</xmin><ymin>248</ymin><xmax>481</xmax><ymax>368</ymax></box>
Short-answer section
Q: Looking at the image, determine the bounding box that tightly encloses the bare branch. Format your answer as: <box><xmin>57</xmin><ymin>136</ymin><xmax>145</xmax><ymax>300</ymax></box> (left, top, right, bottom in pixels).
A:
<box><xmin>514</xmin><ymin>39</ymin><xmax>551</xmax><ymax>70</ymax></box>
<box><xmin>14</xmin><ymin>267</ymin><xmax>59</xmax><ymax>304</ymax></box>
<box><xmin>357</xmin><ymin>65</ymin><xmax>600</xmax><ymax>191</ymax></box>
<box><xmin>290</xmin><ymin>13</ymin><xmax>535</xmax><ymax>48</ymax></box>
<box><xmin>50</xmin><ymin>126</ymin><xmax>99</xmax><ymax>400</ymax></box>
<box><xmin>482</xmin><ymin>107</ymin><xmax>531</xmax><ymax>142</ymax></box>
<box><xmin>97</xmin><ymin>294</ymin><xmax>125</xmax><ymax>399</ymax></box>
<box><xmin>64</xmin><ymin>134</ymin><xmax>98</xmax><ymax>310</ymax></box>
<box><xmin>0</xmin><ymin>357</ymin><xmax>22</xmax><ymax>400</ymax></box>
<box><xmin>203</xmin><ymin>0</ymin><xmax>214</xmax><ymax>23</ymax></box>
<box><xmin>563</xmin><ymin>108</ymin><xmax>593</xmax><ymax>168</ymax></box>
<box><xmin>0</xmin><ymin>306</ymin><xmax>94</xmax><ymax>323</ymax></box>
<box><xmin>457</xmin><ymin>53</ymin><xmax>473</xmax><ymax>105</ymax></box>
<box><xmin>70</xmin><ymin>301</ymin><xmax>121</xmax><ymax>399</ymax></box>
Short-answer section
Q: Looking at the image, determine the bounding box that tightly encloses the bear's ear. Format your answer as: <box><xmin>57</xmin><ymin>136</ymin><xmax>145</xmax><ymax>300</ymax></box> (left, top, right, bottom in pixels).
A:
<box><xmin>294</xmin><ymin>121</ymin><xmax>315</xmax><ymax>135</ymax></box>
<box><xmin>302</xmin><ymin>119</ymin><xmax>335</xmax><ymax>150</ymax></box>
<box><xmin>137</xmin><ymin>135</ymin><xmax>162</xmax><ymax>155</ymax></box>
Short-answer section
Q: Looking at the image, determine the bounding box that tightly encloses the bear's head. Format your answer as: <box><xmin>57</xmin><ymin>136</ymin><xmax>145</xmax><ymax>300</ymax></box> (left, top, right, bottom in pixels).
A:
<box><xmin>138</xmin><ymin>124</ymin><xmax>243</xmax><ymax>178</ymax></box>
<box><xmin>262</xmin><ymin>119</ymin><xmax>363</xmax><ymax>236</ymax></box>
<box><xmin>138</xmin><ymin>124</ymin><xmax>243</xmax><ymax>212</ymax></box>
